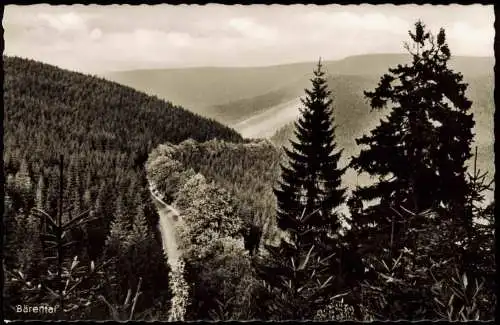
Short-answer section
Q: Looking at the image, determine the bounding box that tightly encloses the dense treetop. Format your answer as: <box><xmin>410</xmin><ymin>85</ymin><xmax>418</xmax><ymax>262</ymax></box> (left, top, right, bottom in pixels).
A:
<box><xmin>147</xmin><ymin>139</ymin><xmax>284</xmax><ymax>245</ymax></box>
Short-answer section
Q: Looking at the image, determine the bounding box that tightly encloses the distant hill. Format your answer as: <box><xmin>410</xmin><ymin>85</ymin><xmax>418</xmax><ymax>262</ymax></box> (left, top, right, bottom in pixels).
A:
<box><xmin>210</xmin><ymin>55</ymin><xmax>494</xmax><ymax>131</ymax></box>
<box><xmin>323</xmin><ymin>53</ymin><xmax>494</xmax><ymax>77</ymax></box>
<box><xmin>103</xmin><ymin>64</ymin><xmax>313</xmax><ymax>115</ymax></box>
<box><xmin>103</xmin><ymin>54</ymin><xmax>493</xmax><ymax>125</ymax></box>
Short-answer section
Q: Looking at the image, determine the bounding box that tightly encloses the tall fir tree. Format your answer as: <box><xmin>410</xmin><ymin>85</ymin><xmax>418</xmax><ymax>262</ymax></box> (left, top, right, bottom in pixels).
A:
<box><xmin>15</xmin><ymin>158</ymin><xmax>33</xmax><ymax>206</ymax></box>
<box><xmin>259</xmin><ymin>60</ymin><xmax>348</xmax><ymax>319</ymax></box>
<box><xmin>64</xmin><ymin>156</ymin><xmax>82</xmax><ymax>222</ymax></box>
<box><xmin>87</xmin><ymin>181</ymin><xmax>107</xmax><ymax>260</ymax></box>
<box><xmin>274</xmin><ymin>58</ymin><xmax>346</xmax><ymax>246</ymax></box>
<box><xmin>128</xmin><ymin>199</ymin><xmax>150</xmax><ymax>246</ymax></box>
<box><xmin>44</xmin><ymin>169</ymin><xmax>59</xmax><ymax>216</ymax></box>
<box><xmin>105</xmin><ymin>195</ymin><xmax>132</xmax><ymax>254</ymax></box>
<box><xmin>349</xmin><ymin>21</ymin><xmax>475</xmax><ymax>258</ymax></box>
<box><xmin>35</xmin><ymin>175</ymin><xmax>45</xmax><ymax>210</ymax></box>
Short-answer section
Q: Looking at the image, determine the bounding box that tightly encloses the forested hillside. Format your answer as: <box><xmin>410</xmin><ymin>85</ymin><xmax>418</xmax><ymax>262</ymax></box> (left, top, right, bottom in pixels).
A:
<box><xmin>147</xmin><ymin>138</ymin><xmax>295</xmax><ymax>320</ymax></box>
<box><xmin>209</xmin><ymin>77</ymin><xmax>307</xmax><ymax>125</ymax></box>
<box><xmin>3</xmin><ymin>56</ymin><xmax>243</xmax><ymax>320</ymax></box>
<box><xmin>147</xmin><ymin>139</ymin><xmax>284</xmax><ymax>247</ymax></box>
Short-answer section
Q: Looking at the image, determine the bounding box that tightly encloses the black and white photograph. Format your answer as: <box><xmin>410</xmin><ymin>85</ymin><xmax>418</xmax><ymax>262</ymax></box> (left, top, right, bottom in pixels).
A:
<box><xmin>2</xmin><ymin>3</ymin><xmax>495</xmax><ymax>321</ymax></box>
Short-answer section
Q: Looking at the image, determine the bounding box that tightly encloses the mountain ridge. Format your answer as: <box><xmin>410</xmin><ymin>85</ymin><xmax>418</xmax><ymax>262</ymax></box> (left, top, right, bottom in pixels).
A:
<box><xmin>103</xmin><ymin>53</ymin><xmax>494</xmax><ymax>74</ymax></box>
<box><xmin>103</xmin><ymin>53</ymin><xmax>493</xmax><ymax>121</ymax></box>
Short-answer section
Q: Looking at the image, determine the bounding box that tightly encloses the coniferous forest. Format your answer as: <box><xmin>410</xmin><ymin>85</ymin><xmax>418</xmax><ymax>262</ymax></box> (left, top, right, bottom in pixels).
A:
<box><xmin>2</xmin><ymin>55</ymin><xmax>242</xmax><ymax>320</ymax></box>
<box><xmin>3</xmin><ymin>18</ymin><xmax>495</xmax><ymax>321</ymax></box>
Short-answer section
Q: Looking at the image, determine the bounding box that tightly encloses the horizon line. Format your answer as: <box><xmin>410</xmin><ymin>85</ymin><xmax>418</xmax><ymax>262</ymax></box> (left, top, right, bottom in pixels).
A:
<box><xmin>4</xmin><ymin>52</ymin><xmax>494</xmax><ymax>76</ymax></box>
<box><xmin>101</xmin><ymin>53</ymin><xmax>495</xmax><ymax>74</ymax></box>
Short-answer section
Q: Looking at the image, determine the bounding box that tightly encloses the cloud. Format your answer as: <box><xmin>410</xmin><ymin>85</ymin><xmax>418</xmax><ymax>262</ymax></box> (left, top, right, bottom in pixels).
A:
<box><xmin>303</xmin><ymin>10</ymin><xmax>409</xmax><ymax>34</ymax></box>
<box><xmin>89</xmin><ymin>28</ymin><xmax>103</xmax><ymax>41</ymax></box>
<box><xmin>131</xmin><ymin>29</ymin><xmax>188</xmax><ymax>49</ymax></box>
<box><xmin>228</xmin><ymin>17</ymin><xmax>278</xmax><ymax>41</ymax></box>
<box><xmin>445</xmin><ymin>22</ymin><xmax>494</xmax><ymax>56</ymax></box>
<box><xmin>3</xmin><ymin>4</ymin><xmax>494</xmax><ymax>73</ymax></box>
<box><xmin>37</xmin><ymin>11</ymin><xmax>88</xmax><ymax>32</ymax></box>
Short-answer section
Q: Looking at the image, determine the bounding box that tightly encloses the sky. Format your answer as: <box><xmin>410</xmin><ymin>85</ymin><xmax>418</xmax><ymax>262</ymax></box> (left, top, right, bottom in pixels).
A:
<box><xmin>3</xmin><ymin>4</ymin><xmax>495</xmax><ymax>74</ymax></box>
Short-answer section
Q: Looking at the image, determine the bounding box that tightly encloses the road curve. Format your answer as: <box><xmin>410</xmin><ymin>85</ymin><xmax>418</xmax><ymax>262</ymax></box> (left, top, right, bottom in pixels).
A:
<box><xmin>149</xmin><ymin>183</ymin><xmax>182</xmax><ymax>268</ymax></box>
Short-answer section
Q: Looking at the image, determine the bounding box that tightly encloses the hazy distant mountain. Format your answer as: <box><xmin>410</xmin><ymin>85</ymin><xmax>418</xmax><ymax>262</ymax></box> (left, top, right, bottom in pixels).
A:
<box><xmin>103</xmin><ymin>54</ymin><xmax>493</xmax><ymax>123</ymax></box>
<box><xmin>323</xmin><ymin>53</ymin><xmax>494</xmax><ymax>77</ymax></box>
<box><xmin>103</xmin><ymin>63</ymin><xmax>314</xmax><ymax>115</ymax></box>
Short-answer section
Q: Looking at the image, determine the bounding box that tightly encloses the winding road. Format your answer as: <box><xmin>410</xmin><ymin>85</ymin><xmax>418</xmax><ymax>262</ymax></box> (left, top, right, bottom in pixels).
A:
<box><xmin>149</xmin><ymin>182</ymin><xmax>182</xmax><ymax>268</ymax></box>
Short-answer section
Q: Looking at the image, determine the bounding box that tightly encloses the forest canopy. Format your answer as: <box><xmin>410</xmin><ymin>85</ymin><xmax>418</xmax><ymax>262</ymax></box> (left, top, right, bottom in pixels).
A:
<box><xmin>3</xmin><ymin>56</ymin><xmax>243</xmax><ymax>320</ymax></box>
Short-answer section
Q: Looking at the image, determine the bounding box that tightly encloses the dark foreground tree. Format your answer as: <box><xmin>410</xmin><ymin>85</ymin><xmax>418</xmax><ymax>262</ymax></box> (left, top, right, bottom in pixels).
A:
<box><xmin>274</xmin><ymin>58</ymin><xmax>346</xmax><ymax>247</ymax></box>
<box><xmin>349</xmin><ymin>20</ymin><xmax>475</xmax><ymax>258</ymax></box>
<box><xmin>346</xmin><ymin>20</ymin><xmax>488</xmax><ymax>320</ymax></box>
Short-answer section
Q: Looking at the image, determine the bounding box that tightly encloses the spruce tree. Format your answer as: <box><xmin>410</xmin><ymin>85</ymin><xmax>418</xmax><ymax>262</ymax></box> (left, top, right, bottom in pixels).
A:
<box><xmin>105</xmin><ymin>195</ymin><xmax>132</xmax><ymax>253</ymax></box>
<box><xmin>44</xmin><ymin>169</ymin><xmax>59</xmax><ymax>216</ymax></box>
<box><xmin>260</xmin><ymin>60</ymin><xmax>348</xmax><ymax>319</ymax></box>
<box><xmin>128</xmin><ymin>201</ymin><xmax>150</xmax><ymax>246</ymax></box>
<box><xmin>87</xmin><ymin>181</ymin><xmax>106</xmax><ymax>259</ymax></box>
<box><xmin>69</xmin><ymin>165</ymin><xmax>82</xmax><ymax>221</ymax></box>
<box><xmin>15</xmin><ymin>158</ymin><xmax>33</xmax><ymax>206</ymax></box>
<box><xmin>349</xmin><ymin>21</ymin><xmax>475</xmax><ymax>257</ymax></box>
<box><xmin>274</xmin><ymin>58</ymin><xmax>346</xmax><ymax>245</ymax></box>
<box><xmin>35</xmin><ymin>175</ymin><xmax>45</xmax><ymax>210</ymax></box>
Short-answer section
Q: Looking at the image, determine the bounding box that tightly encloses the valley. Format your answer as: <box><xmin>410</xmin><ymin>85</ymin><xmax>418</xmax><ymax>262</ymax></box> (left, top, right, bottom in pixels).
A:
<box><xmin>104</xmin><ymin>56</ymin><xmax>494</xmax><ymax>179</ymax></box>
<box><xmin>4</xmin><ymin>3</ymin><xmax>495</xmax><ymax>321</ymax></box>
<box><xmin>234</xmin><ymin>97</ymin><xmax>303</xmax><ymax>138</ymax></box>
<box><xmin>106</xmin><ymin>53</ymin><xmax>494</xmax><ymax>206</ymax></box>
<box><xmin>5</xmin><ymin>53</ymin><xmax>494</xmax><ymax>322</ymax></box>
